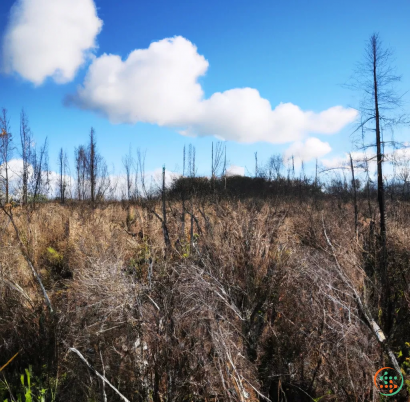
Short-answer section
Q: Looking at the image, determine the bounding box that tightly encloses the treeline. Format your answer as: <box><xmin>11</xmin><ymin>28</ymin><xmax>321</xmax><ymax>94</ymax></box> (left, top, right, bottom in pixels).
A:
<box><xmin>2</xmin><ymin>107</ymin><xmax>410</xmax><ymax>214</ymax></box>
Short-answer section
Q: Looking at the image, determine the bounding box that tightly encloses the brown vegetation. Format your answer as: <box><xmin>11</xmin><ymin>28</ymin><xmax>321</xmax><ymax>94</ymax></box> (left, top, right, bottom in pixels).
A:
<box><xmin>1</xmin><ymin>192</ymin><xmax>410</xmax><ymax>401</ymax></box>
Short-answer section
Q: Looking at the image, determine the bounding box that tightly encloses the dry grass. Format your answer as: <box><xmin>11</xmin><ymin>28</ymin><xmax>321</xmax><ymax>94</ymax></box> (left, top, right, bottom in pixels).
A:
<box><xmin>0</xmin><ymin>198</ymin><xmax>409</xmax><ymax>401</ymax></box>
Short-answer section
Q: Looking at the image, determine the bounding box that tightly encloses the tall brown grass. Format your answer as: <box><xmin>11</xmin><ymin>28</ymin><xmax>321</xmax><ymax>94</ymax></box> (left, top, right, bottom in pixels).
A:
<box><xmin>1</xmin><ymin>197</ymin><xmax>409</xmax><ymax>401</ymax></box>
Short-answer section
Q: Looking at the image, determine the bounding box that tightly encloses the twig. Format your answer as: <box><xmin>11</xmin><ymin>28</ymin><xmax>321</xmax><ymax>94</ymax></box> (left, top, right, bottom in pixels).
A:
<box><xmin>68</xmin><ymin>347</ymin><xmax>130</xmax><ymax>402</ymax></box>
<box><xmin>0</xmin><ymin>350</ymin><xmax>21</xmax><ymax>373</ymax></box>
<box><xmin>99</xmin><ymin>350</ymin><xmax>107</xmax><ymax>402</ymax></box>
<box><xmin>146</xmin><ymin>295</ymin><xmax>160</xmax><ymax>311</ymax></box>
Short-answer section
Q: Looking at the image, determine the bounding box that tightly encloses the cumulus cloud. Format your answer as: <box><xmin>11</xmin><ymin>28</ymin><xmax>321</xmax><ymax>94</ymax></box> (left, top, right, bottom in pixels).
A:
<box><xmin>284</xmin><ymin>137</ymin><xmax>332</xmax><ymax>165</ymax></box>
<box><xmin>3</xmin><ymin>0</ymin><xmax>102</xmax><ymax>85</ymax></box>
<box><xmin>1</xmin><ymin>158</ymin><xmax>182</xmax><ymax>200</ymax></box>
<box><xmin>69</xmin><ymin>36</ymin><xmax>207</xmax><ymax>125</ymax></box>
<box><xmin>69</xmin><ymin>36</ymin><xmax>358</xmax><ymax>144</ymax></box>
<box><xmin>226</xmin><ymin>165</ymin><xmax>245</xmax><ymax>176</ymax></box>
<box><xmin>320</xmin><ymin>151</ymin><xmax>382</xmax><ymax>182</ymax></box>
<box><xmin>389</xmin><ymin>143</ymin><xmax>410</xmax><ymax>162</ymax></box>
<box><xmin>321</xmin><ymin>151</ymin><xmax>376</xmax><ymax>169</ymax></box>
<box><xmin>148</xmin><ymin>168</ymin><xmax>181</xmax><ymax>188</ymax></box>
<box><xmin>0</xmin><ymin>158</ymin><xmax>72</xmax><ymax>198</ymax></box>
<box><xmin>1</xmin><ymin>158</ymin><xmax>25</xmax><ymax>182</ymax></box>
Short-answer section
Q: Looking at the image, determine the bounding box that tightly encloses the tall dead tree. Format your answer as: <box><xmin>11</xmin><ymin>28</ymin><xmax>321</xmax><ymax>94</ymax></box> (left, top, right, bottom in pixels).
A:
<box><xmin>268</xmin><ymin>154</ymin><xmax>283</xmax><ymax>181</ymax></box>
<box><xmin>187</xmin><ymin>144</ymin><xmax>196</xmax><ymax>177</ymax></box>
<box><xmin>0</xmin><ymin>109</ymin><xmax>13</xmax><ymax>204</ymax></box>
<box><xmin>75</xmin><ymin>145</ymin><xmax>88</xmax><ymax>201</ymax></box>
<box><xmin>352</xmin><ymin>34</ymin><xmax>404</xmax><ymax>238</ymax></box>
<box><xmin>88</xmin><ymin>128</ymin><xmax>97</xmax><ymax>204</ymax></box>
<box><xmin>351</xmin><ymin>32</ymin><xmax>405</xmax><ymax>334</ymax></box>
<box><xmin>211</xmin><ymin>142</ymin><xmax>224</xmax><ymax>197</ymax></box>
<box><xmin>122</xmin><ymin>146</ymin><xmax>134</xmax><ymax>201</ymax></box>
<box><xmin>20</xmin><ymin>110</ymin><xmax>32</xmax><ymax>205</ymax></box>
<box><xmin>162</xmin><ymin>166</ymin><xmax>171</xmax><ymax>249</ymax></box>
<box><xmin>30</xmin><ymin>138</ymin><xmax>49</xmax><ymax>206</ymax></box>
<box><xmin>222</xmin><ymin>144</ymin><xmax>227</xmax><ymax>189</ymax></box>
<box><xmin>212</xmin><ymin>142</ymin><xmax>224</xmax><ymax>177</ymax></box>
<box><xmin>349</xmin><ymin>153</ymin><xmax>358</xmax><ymax>234</ymax></box>
<box><xmin>181</xmin><ymin>146</ymin><xmax>186</xmax><ymax>237</ymax></box>
<box><xmin>58</xmin><ymin>148</ymin><xmax>69</xmax><ymax>203</ymax></box>
<box><xmin>74</xmin><ymin>128</ymin><xmax>109</xmax><ymax>203</ymax></box>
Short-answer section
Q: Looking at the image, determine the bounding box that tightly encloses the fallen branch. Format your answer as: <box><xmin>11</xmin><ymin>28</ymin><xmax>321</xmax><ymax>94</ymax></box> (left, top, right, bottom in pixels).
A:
<box><xmin>321</xmin><ymin>213</ymin><xmax>401</xmax><ymax>374</ymax></box>
<box><xmin>0</xmin><ymin>350</ymin><xmax>21</xmax><ymax>373</ymax></box>
<box><xmin>68</xmin><ymin>347</ymin><xmax>130</xmax><ymax>402</ymax></box>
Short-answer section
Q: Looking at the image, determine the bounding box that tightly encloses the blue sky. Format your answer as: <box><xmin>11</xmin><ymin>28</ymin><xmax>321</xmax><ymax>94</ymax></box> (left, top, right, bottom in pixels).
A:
<box><xmin>0</xmin><ymin>0</ymin><xmax>409</xmax><ymax>179</ymax></box>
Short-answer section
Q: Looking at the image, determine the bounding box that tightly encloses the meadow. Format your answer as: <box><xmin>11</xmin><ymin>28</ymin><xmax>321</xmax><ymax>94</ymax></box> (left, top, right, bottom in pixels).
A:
<box><xmin>1</xmin><ymin>176</ymin><xmax>410</xmax><ymax>401</ymax></box>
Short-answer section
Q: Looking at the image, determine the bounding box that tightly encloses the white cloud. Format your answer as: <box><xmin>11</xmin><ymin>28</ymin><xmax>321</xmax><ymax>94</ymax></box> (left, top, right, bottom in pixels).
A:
<box><xmin>389</xmin><ymin>144</ymin><xmax>410</xmax><ymax>162</ymax></box>
<box><xmin>1</xmin><ymin>158</ymin><xmax>25</xmax><ymax>181</ymax></box>
<box><xmin>1</xmin><ymin>158</ymin><xmax>183</xmax><ymax>200</ymax></box>
<box><xmin>3</xmin><ymin>0</ymin><xmax>102</xmax><ymax>85</ymax></box>
<box><xmin>1</xmin><ymin>158</ymin><xmax>74</xmax><ymax>197</ymax></box>
<box><xmin>226</xmin><ymin>165</ymin><xmax>245</xmax><ymax>176</ymax></box>
<box><xmin>284</xmin><ymin>137</ymin><xmax>332</xmax><ymax>165</ymax></box>
<box><xmin>70</xmin><ymin>36</ymin><xmax>207</xmax><ymax>126</ymax></box>
<box><xmin>70</xmin><ymin>36</ymin><xmax>358</xmax><ymax>144</ymax></box>
<box><xmin>108</xmin><ymin>167</ymin><xmax>181</xmax><ymax>199</ymax></box>
<box><xmin>182</xmin><ymin>95</ymin><xmax>357</xmax><ymax>144</ymax></box>
<box><xmin>148</xmin><ymin>168</ymin><xmax>181</xmax><ymax>188</ymax></box>
<box><xmin>321</xmin><ymin>151</ymin><xmax>376</xmax><ymax>170</ymax></box>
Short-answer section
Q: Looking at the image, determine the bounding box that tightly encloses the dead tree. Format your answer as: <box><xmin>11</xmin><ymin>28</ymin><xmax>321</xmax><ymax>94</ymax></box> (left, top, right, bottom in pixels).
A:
<box><xmin>181</xmin><ymin>146</ymin><xmax>186</xmax><ymax>238</ymax></box>
<box><xmin>58</xmin><ymin>148</ymin><xmax>69</xmax><ymax>203</ymax></box>
<box><xmin>0</xmin><ymin>108</ymin><xmax>13</xmax><ymax>204</ymax></box>
<box><xmin>349</xmin><ymin>153</ymin><xmax>358</xmax><ymax>234</ymax></box>
<box><xmin>122</xmin><ymin>146</ymin><xmax>134</xmax><ymax>201</ymax></box>
<box><xmin>162</xmin><ymin>166</ymin><xmax>171</xmax><ymax>249</ymax></box>
<box><xmin>74</xmin><ymin>129</ymin><xmax>110</xmax><ymax>203</ymax></box>
<box><xmin>187</xmin><ymin>144</ymin><xmax>196</xmax><ymax>178</ymax></box>
<box><xmin>223</xmin><ymin>144</ymin><xmax>227</xmax><ymax>190</ymax></box>
<box><xmin>30</xmin><ymin>138</ymin><xmax>49</xmax><ymax>207</ymax></box>
<box><xmin>211</xmin><ymin>141</ymin><xmax>224</xmax><ymax>179</ymax></box>
<box><xmin>350</xmin><ymin>33</ymin><xmax>407</xmax><ymax>333</ymax></box>
<box><xmin>88</xmin><ymin>128</ymin><xmax>97</xmax><ymax>204</ymax></box>
<box><xmin>267</xmin><ymin>154</ymin><xmax>283</xmax><ymax>181</ymax></box>
<box><xmin>351</xmin><ymin>33</ymin><xmax>405</xmax><ymax>239</ymax></box>
<box><xmin>19</xmin><ymin>110</ymin><xmax>32</xmax><ymax>205</ymax></box>
<box><xmin>75</xmin><ymin>145</ymin><xmax>88</xmax><ymax>201</ymax></box>
<box><xmin>211</xmin><ymin>141</ymin><xmax>224</xmax><ymax>198</ymax></box>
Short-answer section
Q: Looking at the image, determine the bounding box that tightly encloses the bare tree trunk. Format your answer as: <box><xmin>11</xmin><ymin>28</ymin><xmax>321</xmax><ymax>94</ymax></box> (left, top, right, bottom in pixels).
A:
<box><xmin>349</xmin><ymin>153</ymin><xmax>358</xmax><ymax>235</ymax></box>
<box><xmin>371</xmin><ymin>35</ymin><xmax>390</xmax><ymax>333</ymax></box>
<box><xmin>20</xmin><ymin>110</ymin><xmax>32</xmax><ymax>205</ymax></box>
<box><xmin>89</xmin><ymin>128</ymin><xmax>96</xmax><ymax>205</ymax></box>
<box><xmin>30</xmin><ymin>138</ymin><xmax>48</xmax><ymax>209</ymax></box>
<box><xmin>0</xmin><ymin>109</ymin><xmax>13</xmax><ymax>205</ymax></box>
<box><xmin>372</xmin><ymin>36</ymin><xmax>387</xmax><ymax>243</ymax></box>
<box><xmin>190</xmin><ymin>197</ymin><xmax>194</xmax><ymax>254</ymax></box>
<box><xmin>122</xmin><ymin>146</ymin><xmax>134</xmax><ymax>201</ymax></box>
<box><xmin>162</xmin><ymin>166</ymin><xmax>171</xmax><ymax>249</ymax></box>
<box><xmin>180</xmin><ymin>146</ymin><xmax>186</xmax><ymax>240</ymax></box>
<box><xmin>75</xmin><ymin>145</ymin><xmax>87</xmax><ymax>201</ymax></box>
<box><xmin>181</xmin><ymin>191</ymin><xmax>186</xmax><ymax>239</ymax></box>
<box><xmin>58</xmin><ymin>147</ymin><xmax>66</xmax><ymax>204</ymax></box>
